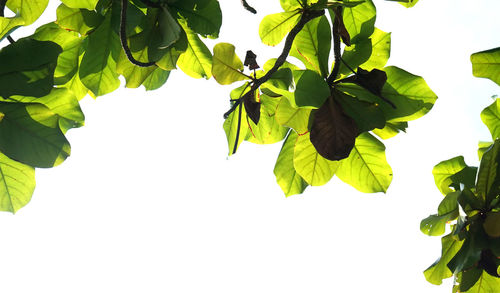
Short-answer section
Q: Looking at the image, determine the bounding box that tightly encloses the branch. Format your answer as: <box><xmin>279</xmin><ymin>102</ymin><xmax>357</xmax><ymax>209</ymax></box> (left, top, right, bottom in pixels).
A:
<box><xmin>0</xmin><ymin>0</ymin><xmax>15</xmax><ymax>44</ymax></box>
<box><xmin>224</xmin><ymin>9</ymin><xmax>325</xmax><ymax>119</ymax></box>
<box><xmin>241</xmin><ymin>0</ymin><xmax>257</xmax><ymax>14</ymax></box>
<box><xmin>119</xmin><ymin>0</ymin><xmax>156</xmax><ymax>67</ymax></box>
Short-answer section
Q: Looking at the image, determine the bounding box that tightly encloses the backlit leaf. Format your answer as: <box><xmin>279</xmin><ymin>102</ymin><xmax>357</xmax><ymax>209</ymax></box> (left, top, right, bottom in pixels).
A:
<box><xmin>360</xmin><ymin>28</ymin><xmax>391</xmax><ymax>70</ymax></box>
<box><xmin>481</xmin><ymin>98</ymin><xmax>500</xmax><ymax>139</ymax></box>
<box><xmin>432</xmin><ymin>156</ymin><xmax>470</xmax><ymax>196</ymax></box>
<box><xmin>60</xmin><ymin>0</ymin><xmax>99</xmax><ymax>10</ymax></box>
<box><xmin>158</xmin><ymin>6</ymin><xmax>182</xmax><ymax>49</ymax></box>
<box><xmin>476</xmin><ymin>140</ymin><xmax>500</xmax><ymax>205</ymax></box>
<box><xmin>259</xmin><ymin>11</ymin><xmax>300</xmax><ymax>46</ymax></box>
<box><xmin>336</xmin><ymin>132</ymin><xmax>392</xmax><ymax>193</ymax></box>
<box><xmin>335</xmin><ymin>90</ymin><xmax>385</xmax><ymax>133</ymax></box>
<box><xmin>176</xmin><ymin>22</ymin><xmax>212</xmax><ymax>79</ymax></box>
<box><xmin>172</xmin><ymin>0</ymin><xmax>222</xmax><ymax>38</ymax></box>
<box><xmin>55</xmin><ymin>3</ymin><xmax>104</xmax><ymax>35</ymax></box>
<box><xmin>471</xmin><ymin>47</ymin><xmax>500</xmax><ymax>86</ymax></box>
<box><xmin>6</xmin><ymin>0</ymin><xmax>48</xmax><ymax>25</ymax></box>
<box><xmin>294</xmin><ymin>132</ymin><xmax>340</xmax><ymax>186</ymax></box>
<box><xmin>223</xmin><ymin>84</ymin><xmax>251</xmax><ymax>155</ymax></box>
<box><xmin>212</xmin><ymin>43</ymin><xmax>248</xmax><ymax>85</ymax></box>
<box><xmin>293</xmin><ymin>69</ymin><xmax>330</xmax><ymax>108</ymax></box>
<box><xmin>455</xmin><ymin>270</ymin><xmax>500</xmax><ymax>292</ymax></box>
<box><xmin>142</xmin><ymin>68</ymin><xmax>170</xmax><ymax>91</ymax></box>
<box><xmin>246</xmin><ymin>95</ymin><xmax>288</xmax><ymax>144</ymax></box>
<box><xmin>274</xmin><ymin>131</ymin><xmax>308</xmax><ymax>196</ymax></box>
<box><xmin>275</xmin><ymin>97</ymin><xmax>311</xmax><ymax>134</ymax></box>
<box><xmin>116</xmin><ymin>50</ymin><xmax>157</xmax><ymax>88</ymax></box>
<box><xmin>0</xmin><ymin>152</ymin><xmax>35</xmax><ymax>214</ymax></box>
<box><xmin>342</xmin><ymin>0</ymin><xmax>376</xmax><ymax>44</ymax></box>
<box><xmin>420</xmin><ymin>191</ymin><xmax>460</xmax><ymax>236</ymax></box>
<box><xmin>424</xmin><ymin>234</ymin><xmax>463</xmax><ymax>285</ymax></box>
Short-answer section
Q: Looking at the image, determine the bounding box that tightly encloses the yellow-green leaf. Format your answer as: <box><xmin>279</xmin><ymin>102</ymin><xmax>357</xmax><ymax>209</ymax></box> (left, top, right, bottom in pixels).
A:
<box><xmin>212</xmin><ymin>43</ymin><xmax>248</xmax><ymax>85</ymax></box>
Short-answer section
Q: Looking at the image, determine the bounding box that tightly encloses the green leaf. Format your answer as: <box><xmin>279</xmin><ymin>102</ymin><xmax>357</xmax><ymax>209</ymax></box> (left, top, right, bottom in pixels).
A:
<box><xmin>212</xmin><ymin>43</ymin><xmax>249</xmax><ymax>85</ymax></box>
<box><xmin>0</xmin><ymin>38</ymin><xmax>62</xmax><ymax>98</ymax></box>
<box><xmin>483</xmin><ymin>211</ymin><xmax>500</xmax><ymax>238</ymax></box>
<box><xmin>259</xmin><ymin>11</ymin><xmax>300</xmax><ymax>46</ymax></box>
<box><xmin>481</xmin><ymin>98</ymin><xmax>500</xmax><ymax>140</ymax></box>
<box><xmin>471</xmin><ymin>47</ymin><xmax>500</xmax><ymax>86</ymax></box>
<box><xmin>338</xmin><ymin>66</ymin><xmax>437</xmax><ymax>122</ymax></box>
<box><xmin>275</xmin><ymin>97</ymin><xmax>311</xmax><ymax>134</ymax></box>
<box><xmin>142</xmin><ymin>67</ymin><xmax>170</xmax><ymax>91</ymax></box>
<box><xmin>335</xmin><ymin>90</ymin><xmax>385</xmax><ymax>133</ymax></box>
<box><xmin>293</xmin><ymin>132</ymin><xmax>340</xmax><ymax>186</ymax></box>
<box><xmin>420</xmin><ymin>191</ymin><xmax>460</xmax><ymax>236</ymax></box>
<box><xmin>172</xmin><ymin>0</ymin><xmax>222</xmax><ymax>38</ymax></box>
<box><xmin>246</xmin><ymin>95</ymin><xmax>289</xmax><ymax>144</ymax></box>
<box><xmin>336</xmin><ymin>132</ymin><xmax>392</xmax><ymax>193</ymax></box>
<box><xmin>60</xmin><ymin>0</ymin><xmax>99</xmax><ymax>10</ymax></box>
<box><xmin>79</xmin><ymin>13</ymin><xmax>121</xmax><ymax>97</ymax></box>
<box><xmin>293</xmin><ymin>69</ymin><xmax>330</xmax><ymax>108</ymax></box>
<box><xmin>116</xmin><ymin>50</ymin><xmax>157</xmax><ymax>88</ymax></box>
<box><xmin>385</xmin><ymin>0</ymin><xmax>419</xmax><ymax>8</ymax></box>
<box><xmin>476</xmin><ymin>140</ymin><xmax>500</xmax><ymax>205</ymax></box>
<box><xmin>478</xmin><ymin>141</ymin><xmax>493</xmax><ymax>161</ymax></box>
<box><xmin>223</xmin><ymin>84</ymin><xmax>251</xmax><ymax>155</ymax></box>
<box><xmin>361</xmin><ymin>28</ymin><xmax>391</xmax><ymax>70</ymax></box>
<box><xmin>424</xmin><ymin>234</ymin><xmax>463</xmax><ymax>285</ymax></box>
<box><xmin>176</xmin><ymin>22</ymin><xmax>212</xmax><ymax>79</ymax></box>
<box><xmin>432</xmin><ymin>156</ymin><xmax>470</xmax><ymax>196</ymax></box>
<box><xmin>6</xmin><ymin>0</ymin><xmax>48</xmax><ymax>25</ymax></box>
<box><xmin>280</xmin><ymin>0</ymin><xmax>303</xmax><ymax>11</ymax></box>
<box><xmin>456</xmin><ymin>270</ymin><xmax>500</xmax><ymax>293</ymax></box>
<box><xmin>56</xmin><ymin>3</ymin><xmax>104</xmax><ymax>35</ymax></box>
<box><xmin>447</xmin><ymin>236</ymin><xmax>482</xmax><ymax>275</ymax></box>
<box><xmin>339</xmin><ymin>38</ymin><xmax>371</xmax><ymax>77</ymax></box>
<box><xmin>274</xmin><ymin>131</ymin><xmax>308</xmax><ymax>197</ymax></box>
<box><xmin>158</xmin><ymin>6</ymin><xmax>182</xmax><ymax>49</ymax></box>
<box><xmin>372</xmin><ymin>121</ymin><xmax>407</xmax><ymax>140</ymax></box>
<box><xmin>0</xmin><ymin>102</ymin><xmax>70</xmax><ymax>168</ymax></box>
<box><xmin>0</xmin><ymin>14</ymin><xmax>24</xmax><ymax>41</ymax></box>
<box><xmin>0</xmin><ymin>151</ymin><xmax>35</xmax><ymax>214</ymax></box>
<box><xmin>342</xmin><ymin>0</ymin><xmax>376</xmax><ymax>44</ymax></box>
<box><xmin>290</xmin><ymin>15</ymin><xmax>331</xmax><ymax>77</ymax></box>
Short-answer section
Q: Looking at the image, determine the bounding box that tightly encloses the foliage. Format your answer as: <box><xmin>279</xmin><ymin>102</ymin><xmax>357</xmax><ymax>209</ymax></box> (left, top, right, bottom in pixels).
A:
<box><xmin>421</xmin><ymin>48</ymin><xmax>500</xmax><ymax>292</ymax></box>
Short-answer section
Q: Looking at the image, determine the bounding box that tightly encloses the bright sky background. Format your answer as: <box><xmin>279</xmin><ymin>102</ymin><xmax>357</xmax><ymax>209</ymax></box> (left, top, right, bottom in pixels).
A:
<box><xmin>1</xmin><ymin>1</ymin><xmax>499</xmax><ymax>292</ymax></box>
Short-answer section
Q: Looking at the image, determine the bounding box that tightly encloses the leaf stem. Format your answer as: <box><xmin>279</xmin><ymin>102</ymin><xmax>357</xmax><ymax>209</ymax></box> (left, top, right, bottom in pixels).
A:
<box><xmin>119</xmin><ymin>0</ymin><xmax>156</xmax><ymax>67</ymax></box>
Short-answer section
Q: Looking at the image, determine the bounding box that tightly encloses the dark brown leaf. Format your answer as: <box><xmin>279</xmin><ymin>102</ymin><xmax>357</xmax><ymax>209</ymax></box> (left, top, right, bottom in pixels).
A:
<box><xmin>244</xmin><ymin>90</ymin><xmax>261</xmax><ymax>124</ymax></box>
<box><xmin>338</xmin><ymin>68</ymin><xmax>395</xmax><ymax>108</ymax></box>
<box><xmin>244</xmin><ymin>50</ymin><xmax>259</xmax><ymax>70</ymax></box>
<box><xmin>310</xmin><ymin>95</ymin><xmax>358</xmax><ymax>161</ymax></box>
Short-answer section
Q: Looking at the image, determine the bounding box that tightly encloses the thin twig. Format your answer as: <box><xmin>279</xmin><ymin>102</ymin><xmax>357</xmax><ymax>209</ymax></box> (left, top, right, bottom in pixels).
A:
<box><xmin>120</xmin><ymin>0</ymin><xmax>156</xmax><ymax>67</ymax></box>
<box><xmin>241</xmin><ymin>0</ymin><xmax>257</xmax><ymax>14</ymax></box>
<box><xmin>224</xmin><ymin>9</ymin><xmax>325</xmax><ymax>119</ymax></box>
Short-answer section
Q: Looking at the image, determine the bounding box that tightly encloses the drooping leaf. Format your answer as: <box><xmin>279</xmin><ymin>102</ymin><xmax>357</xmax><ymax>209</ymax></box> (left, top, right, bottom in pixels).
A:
<box><xmin>274</xmin><ymin>131</ymin><xmax>308</xmax><ymax>196</ymax></box>
<box><xmin>275</xmin><ymin>97</ymin><xmax>311</xmax><ymax>135</ymax></box>
<box><xmin>290</xmin><ymin>15</ymin><xmax>331</xmax><ymax>77</ymax></box>
<box><xmin>259</xmin><ymin>11</ymin><xmax>301</xmax><ymax>46</ymax></box>
<box><xmin>0</xmin><ymin>102</ymin><xmax>70</xmax><ymax>168</ymax></box>
<box><xmin>0</xmin><ymin>151</ymin><xmax>35</xmax><ymax>214</ymax></box>
<box><xmin>171</xmin><ymin>0</ymin><xmax>222</xmax><ymax>38</ymax></box>
<box><xmin>424</xmin><ymin>234</ymin><xmax>464</xmax><ymax>285</ymax></box>
<box><xmin>471</xmin><ymin>47</ymin><xmax>500</xmax><ymax>86</ymax></box>
<box><xmin>310</xmin><ymin>95</ymin><xmax>358</xmax><ymax>161</ymax></box>
<box><xmin>337</xmin><ymin>66</ymin><xmax>437</xmax><ymax>122</ymax></box>
<box><xmin>212</xmin><ymin>43</ymin><xmax>249</xmax><ymax>85</ymax></box>
<box><xmin>6</xmin><ymin>0</ymin><xmax>49</xmax><ymax>25</ymax></box>
<box><xmin>293</xmin><ymin>132</ymin><xmax>340</xmax><ymax>186</ymax></box>
<box><xmin>481</xmin><ymin>98</ymin><xmax>500</xmax><ymax>139</ymax></box>
<box><xmin>432</xmin><ymin>156</ymin><xmax>471</xmax><ymax>196</ymax></box>
<box><xmin>223</xmin><ymin>84</ymin><xmax>251</xmax><ymax>155</ymax></box>
<box><xmin>244</xmin><ymin>90</ymin><xmax>261</xmax><ymax>125</ymax></box>
<box><xmin>56</xmin><ymin>3</ymin><xmax>104</xmax><ymax>35</ymax></box>
<box><xmin>420</xmin><ymin>191</ymin><xmax>460</xmax><ymax>236</ymax></box>
<box><xmin>336</xmin><ymin>132</ymin><xmax>392</xmax><ymax>193</ymax></box>
<box><xmin>246</xmin><ymin>95</ymin><xmax>288</xmax><ymax>144</ymax></box>
<box><xmin>176</xmin><ymin>21</ymin><xmax>212</xmax><ymax>79</ymax></box>
<box><xmin>60</xmin><ymin>0</ymin><xmax>99</xmax><ymax>10</ymax></box>
<box><xmin>0</xmin><ymin>38</ymin><xmax>62</xmax><ymax>98</ymax></box>
<box><xmin>342</xmin><ymin>0</ymin><xmax>376</xmax><ymax>44</ymax></box>
<box><xmin>293</xmin><ymin>69</ymin><xmax>330</xmax><ymax>108</ymax></box>
<box><xmin>79</xmin><ymin>13</ymin><xmax>121</xmax><ymax>97</ymax></box>
<box><xmin>476</xmin><ymin>140</ymin><xmax>500</xmax><ymax>205</ymax></box>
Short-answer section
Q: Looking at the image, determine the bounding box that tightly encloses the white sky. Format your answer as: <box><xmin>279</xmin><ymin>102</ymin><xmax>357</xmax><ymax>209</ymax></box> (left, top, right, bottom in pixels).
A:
<box><xmin>1</xmin><ymin>0</ymin><xmax>499</xmax><ymax>292</ymax></box>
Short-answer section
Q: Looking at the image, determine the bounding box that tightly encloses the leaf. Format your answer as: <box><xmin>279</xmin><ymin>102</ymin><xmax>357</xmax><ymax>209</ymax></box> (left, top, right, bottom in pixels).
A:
<box><xmin>116</xmin><ymin>51</ymin><xmax>157</xmax><ymax>88</ymax></box>
<box><xmin>0</xmin><ymin>102</ymin><xmax>70</xmax><ymax>168</ymax></box>
<box><xmin>361</xmin><ymin>28</ymin><xmax>391</xmax><ymax>70</ymax></box>
<box><xmin>335</xmin><ymin>90</ymin><xmax>385</xmax><ymax>133</ymax></box>
<box><xmin>158</xmin><ymin>6</ymin><xmax>182</xmax><ymax>49</ymax></box>
<box><xmin>338</xmin><ymin>66</ymin><xmax>437</xmax><ymax>122</ymax></box>
<box><xmin>372</xmin><ymin>121</ymin><xmax>407</xmax><ymax>140</ymax></box>
<box><xmin>0</xmin><ymin>38</ymin><xmax>62</xmax><ymax>98</ymax></box>
<box><xmin>420</xmin><ymin>191</ymin><xmax>460</xmax><ymax>236</ymax></box>
<box><xmin>280</xmin><ymin>0</ymin><xmax>303</xmax><ymax>11</ymax></box>
<box><xmin>246</xmin><ymin>95</ymin><xmax>288</xmax><ymax>144</ymax></box>
<box><xmin>447</xmin><ymin>235</ymin><xmax>482</xmax><ymax>275</ymax></box>
<box><xmin>342</xmin><ymin>0</ymin><xmax>376</xmax><ymax>44</ymax></box>
<box><xmin>79</xmin><ymin>13</ymin><xmax>121</xmax><ymax>97</ymax></box>
<box><xmin>471</xmin><ymin>47</ymin><xmax>500</xmax><ymax>86</ymax></box>
<box><xmin>476</xmin><ymin>140</ymin><xmax>500</xmax><ymax>205</ymax></box>
<box><xmin>275</xmin><ymin>97</ymin><xmax>311</xmax><ymax>134</ymax></box>
<box><xmin>6</xmin><ymin>0</ymin><xmax>48</xmax><ymax>25</ymax></box>
<box><xmin>336</xmin><ymin>132</ymin><xmax>392</xmax><ymax>193</ymax></box>
<box><xmin>259</xmin><ymin>11</ymin><xmax>301</xmax><ymax>46</ymax></box>
<box><xmin>478</xmin><ymin>141</ymin><xmax>493</xmax><ymax>161</ymax></box>
<box><xmin>484</xmin><ymin>211</ymin><xmax>500</xmax><ymax>238</ymax></box>
<box><xmin>293</xmin><ymin>132</ymin><xmax>340</xmax><ymax>186</ymax></box>
<box><xmin>339</xmin><ymin>38</ymin><xmax>372</xmax><ymax>77</ymax></box>
<box><xmin>223</xmin><ymin>84</ymin><xmax>251</xmax><ymax>155</ymax></box>
<box><xmin>142</xmin><ymin>68</ymin><xmax>170</xmax><ymax>91</ymax></box>
<box><xmin>176</xmin><ymin>22</ymin><xmax>212</xmax><ymax>79</ymax></box>
<box><xmin>171</xmin><ymin>0</ymin><xmax>222</xmax><ymax>38</ymax></box>
<box><xmin>60</xmin><ymin>0</ymin><xmax>99</xmax><ymax>10</ymax></box>
<box><xmin>0</xmin><ymin>14</ymin><xmax>24</xmax><ymax>41</ymax></box>
<box><xmin>424</xmin><ymin>234</ymin><xmax>463</xmax><ymax>285</ymax></box>
<box><xmin>274</xmin><ymin>131</ymin><xmax>308</xmax><ymax>196</ymax></box>
<box><xmin>310</xmin><ymin>95</ymin><xmax>358</xmax><ymax>161</ymax></box>
<box><xmin>481</xmin><ymin>98</ymin><xmax>500</xmax><ymax>139</ymax></box>
<box><xmin>244</xmin><ymin>50</ymin><xmax>259</xmax><ymax>70</ymax></box>
<box><xmin>432</xmin><ymin>156</ymin><xmax>470</xmax><ymax>196</ymax></box>
<box><xmin>293</xmin><ymin>69</ymin><xmax>330</xmax><ymax>108</ymax></box>
<box><xmin>212</xmin><ymin>43</ymin><xmax>249</xmax><ymax>85</ymax></box>
<box><xmin>456</xmin><ymin>270</ymin><xmax>500</xmax><ymax>293</ymax></box>
<box><xmin>55</xmin><ymin>3</ymin><xmax>104</xmax><ymax>35</ymax></box>
<box><xmin>290</xmin><ymin>15</ymin><xmax>331</xmax><ymax>77</ymax></box>
<box><xmin>0</xmin><ymin>151</ymin><xmax>35</xmax><ymax>214</ymax></box>
<box><xmin>244</xmin><ymin>90</ymin><xmax>261</xmax><ymax>125</ymax></box>
<box><xmin>385</xmin><ymin>0</ymin><xmax>419</xmax><ymax>8</ymax></box>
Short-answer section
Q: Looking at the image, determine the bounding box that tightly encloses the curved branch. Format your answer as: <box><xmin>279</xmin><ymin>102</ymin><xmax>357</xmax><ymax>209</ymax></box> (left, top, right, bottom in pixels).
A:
<box><xmin>120</xmin><ymin>0</ymin><xmax>156</xmax><ymax>67</ymax></box>
<box><xmin>0</xmin><ymin>0</ymin><xmax>15</xmax><ymax>44</ymax></box>
<box><xmin>224</xmin><ymin>9</ymin><xmax>325</xmax><ymax>119</ymax></box>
